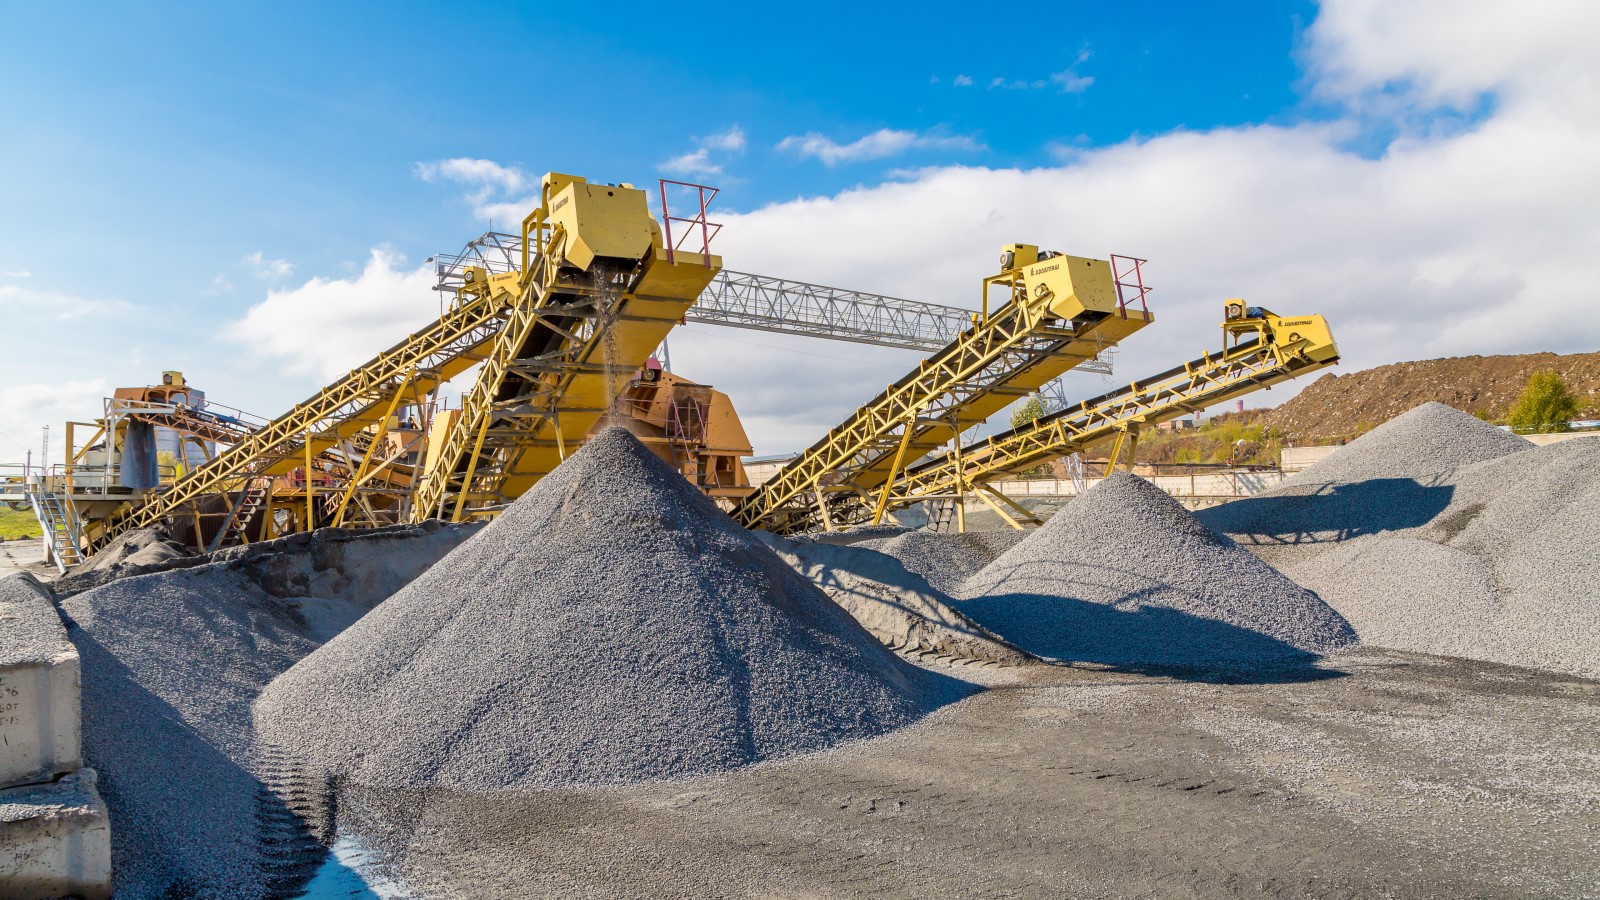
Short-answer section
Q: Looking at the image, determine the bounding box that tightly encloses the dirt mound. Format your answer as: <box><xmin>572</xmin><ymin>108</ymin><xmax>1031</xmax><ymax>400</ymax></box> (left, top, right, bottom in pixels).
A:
<box><xmin>1263</xmin><ymin>351</ymin><xmax>1600</xmax><ymax>442</ymax></box>
<box><xmin>256</xmin><ymin>428</ymin><xmax>965</xmax><ymax>793</ymax></box>
<box><xmin>955</xmin><ymin>474</ymin><xmax>1355</xmax><ymax>671</ymax></box>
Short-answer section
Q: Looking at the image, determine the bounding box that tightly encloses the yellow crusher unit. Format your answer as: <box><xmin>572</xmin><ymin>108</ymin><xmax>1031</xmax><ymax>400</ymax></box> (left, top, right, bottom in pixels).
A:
<box><xmin>885</xmin><ymin>303</ymin><xmax>1340</xmax><ymax>531</ymax></box>
<box><xmin>731</xmin><ymin>246</ymin><xmax>1153</xmax><ymax>535</ymax></box>
<box><xmin>77</xmin><ymin>172</ymin><xmax>718</xmax><ymax>557</ymax></box>
<box><xmin>408</xmin><ymin>173</ymin><xmax>720</xmax><ymax>522</ymax></box>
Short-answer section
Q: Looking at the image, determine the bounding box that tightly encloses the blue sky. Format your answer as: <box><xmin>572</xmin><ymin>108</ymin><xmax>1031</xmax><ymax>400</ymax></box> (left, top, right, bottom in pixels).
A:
<box><xmin>4</xmin><ymin>1</ymin><xmax>1597</xmax><ymax>462</ymax></box>
<box><xmin>2</xmin><ymin>1</ymin><xmax>1316</xmax><ymax>281</ymax></box>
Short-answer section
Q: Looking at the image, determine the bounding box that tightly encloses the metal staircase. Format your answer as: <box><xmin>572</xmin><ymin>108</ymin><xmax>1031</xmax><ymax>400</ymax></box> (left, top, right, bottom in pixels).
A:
<box><xmin>27</xmin><ymin>486</ymin><xmax>85</xmax><ymax>574</ymax></box>
<box><xmin>206</xmin><ymin>480</ymin><xmax>271</xmax><ymax>552</ymax></box>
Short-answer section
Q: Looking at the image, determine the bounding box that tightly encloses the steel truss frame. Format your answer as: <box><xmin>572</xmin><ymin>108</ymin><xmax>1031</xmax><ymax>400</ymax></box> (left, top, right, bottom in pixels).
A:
<box><xmin>84</xmin><ymin>291</ymin><xmax>512</xmax><ymax>554</ymax></box>
<box><xmin>432</xmin><ymin>232</ymin><xmax>1115</xmax><ymax>374</ymax></box>
<box><xmin>881</xmin><ymin>313</ymin><xmax>1341</xmax><ymax>524</ymax></box>
<box><xmin>731</xmin><ymin>267</ymin><xmax>1151</xmax><ymax>535</ymax></box>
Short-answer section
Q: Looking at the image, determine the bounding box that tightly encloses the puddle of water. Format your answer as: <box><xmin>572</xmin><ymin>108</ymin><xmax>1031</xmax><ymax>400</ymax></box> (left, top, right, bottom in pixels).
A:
<box><xmin>295</xmin><ymin>835</ymin><xmax>409</xmax><ymax>899</ymax></box>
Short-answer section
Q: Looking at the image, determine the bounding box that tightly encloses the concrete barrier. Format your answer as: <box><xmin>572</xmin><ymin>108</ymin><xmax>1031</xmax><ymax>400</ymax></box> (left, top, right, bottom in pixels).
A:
<box><xmin>0</xmin><ymin>769</ymin><xmax>112</xmax><ymax>900</ymax></box>
<box><xmin>0</xmin><ymin>575</ymin><xmax>82</xmax><ymax>790</ymax></box>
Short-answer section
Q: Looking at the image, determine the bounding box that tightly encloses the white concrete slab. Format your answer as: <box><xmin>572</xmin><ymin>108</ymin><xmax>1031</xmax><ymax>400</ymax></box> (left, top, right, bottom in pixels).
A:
<box><xmin>0</xmin><ymin>769</ymin><xmax>112</xmax><ymax>900</ymax></box>
<box><xmin>0</xmin><ymin>575</ymin><xmax>81</xmax><ymax>789</ymax></box>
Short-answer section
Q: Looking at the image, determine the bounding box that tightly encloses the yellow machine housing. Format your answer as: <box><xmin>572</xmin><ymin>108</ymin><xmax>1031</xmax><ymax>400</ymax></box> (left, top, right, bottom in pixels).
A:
<box><xmin>409</xmin><ymin>172</ymin><xmax>722</xmax><ymax>522</ymax></box>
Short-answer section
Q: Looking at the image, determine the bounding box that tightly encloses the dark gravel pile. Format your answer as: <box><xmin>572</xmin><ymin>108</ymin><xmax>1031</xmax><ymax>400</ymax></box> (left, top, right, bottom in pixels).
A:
<box><xmin>955</xmin><ymin>474</ymin><xmax>1356</xmax><ymax>670</ymax></box>
<box><xmin>256</xmin><ymin>427</ymin><xmax>965</xmax><ymax>793</ymax></box>
<box><xmin>59</xmin><ymin>522</ymin><xmax>474</xmax><ymax>899</ymax></box>
<box><xmin>1199</xmin><ymin>402</ymin><xmax>1533</xmax><ymax>566</ymax></box>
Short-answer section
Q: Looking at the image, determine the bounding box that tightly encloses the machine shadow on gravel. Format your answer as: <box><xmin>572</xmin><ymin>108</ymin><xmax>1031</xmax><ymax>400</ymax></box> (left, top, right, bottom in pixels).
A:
<box><xmin>72</xmin><ymin>630</ymin><xmax>326</xmax><ymax>899</ymax></box>
<box><xmin>958</xmin><ymin>592</ymin><xmax>1347</xmax><ymax>684</ymax></box>
<box><xmin>1198</xmin><ymin>478</ymin><xmax>1453</xmax><ymax>546</ymax></box>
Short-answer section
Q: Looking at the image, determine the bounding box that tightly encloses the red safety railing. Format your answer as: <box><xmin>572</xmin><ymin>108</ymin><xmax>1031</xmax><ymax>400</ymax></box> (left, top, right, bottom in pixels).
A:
<box><xmin>1111</xmin><ymin>253</ymin><xmax>1153</xmax><ymax>320</ymax></box>
<box><xmin>658</xmin><ymin>179</ymin><xmax>722</xmax><ymax>267</ymax></box>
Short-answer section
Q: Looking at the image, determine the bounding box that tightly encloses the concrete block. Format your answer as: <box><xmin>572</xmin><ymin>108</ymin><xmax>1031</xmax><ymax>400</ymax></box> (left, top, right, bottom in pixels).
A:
<box><xmin>0</xmin><ymin>575</ymin><xmax>82</xmax><ymax>789</ymax></box>
<box><xmin>0</xmin><ymin>768</ymin><xmax>112</xmax><ymax>900</ymax></box>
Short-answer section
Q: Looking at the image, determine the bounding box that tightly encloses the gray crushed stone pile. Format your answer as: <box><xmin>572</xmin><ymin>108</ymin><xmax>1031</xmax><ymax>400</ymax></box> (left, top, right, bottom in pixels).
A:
<box><xmin>855</xmin><ymin>529</ymin><xmax>1026</xmax><ymax>595</ymax></box>
<box><xmin>755</xmin><ymin>532</ymin><xmax>1034</xmax><ymax>667</ymax></box>
<box><xmin>60</xmin><ymin>522</ymin><xmax>475</xmax><ymax>899</ymax></box>
<box><xmin>954</xmin><ymin>473</ymin><xmax>1357</xmax><ymax>671</ymax></box>
<box><xmin>1198</xmin><ymin>402</ymin><xmax>1533</xmax><ymax>567</ymax></box>
<box><xmin>1287</xmin><ymin>436</ymin><xmax>1600</xmax><ymax>679</ymax></box>
<box><xmin>256</xmin><ymin>427</ymin><xmax>968</xmax><ymax>793</ymax></box>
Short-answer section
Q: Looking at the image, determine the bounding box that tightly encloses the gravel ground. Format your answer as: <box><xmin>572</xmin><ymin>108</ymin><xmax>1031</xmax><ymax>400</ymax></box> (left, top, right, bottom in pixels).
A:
<box><xmin>257</xmin><ymin>428</ymin><xmax>969</xmax><ymax>794</ymax></box>
<box><xmin>57</xmin><ymin>523</ymin><xmax>474</xmax><ymax>899</ymax></box>
<box><xmin>855</xmin><ymin>530</ymin><xmax>1025</xmax><ymax>595</ymax></box>
<box><xmin>326</xmin><ymin>650</ymin><xmax>1600</xmax><ymax>899</ymax></box>
<box><xmin>955</xmin><ymin>473</ymin><xmax>1356</xmax><ymax>672</ymax></box>
<box><xmin>1288</xmin><ymin>437</ymin><xmax>1600</xmax><ymax>679</ymax></box>
<box><xmin>1198</xmin><ymin>402</ymin><xmax>1533</xmax><ymax>566</ymax></box>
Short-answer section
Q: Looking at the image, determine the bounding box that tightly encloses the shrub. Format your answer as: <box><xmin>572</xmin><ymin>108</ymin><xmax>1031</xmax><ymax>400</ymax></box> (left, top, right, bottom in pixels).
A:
<box><xmin>1507</xmin><ymin>370</ymin><xmax>1579</xmax><ymax>434</ymax></box>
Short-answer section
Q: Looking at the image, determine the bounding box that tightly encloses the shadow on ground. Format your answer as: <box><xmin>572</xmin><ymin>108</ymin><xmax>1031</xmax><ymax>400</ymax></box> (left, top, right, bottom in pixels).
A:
<box><xmin>957</xmin><ymin>591</ymin><xmax>1346</xmax><ymax>684</ymax></box>
<box><xmin>72</xmin><ymin>630</ymin><xmax>327</xmax><ymax>900</ymax></box>
<box><xmin>1197</xmin><ymin>478</ymin><xmax>1453</xmax><ymax>547</ymax></box>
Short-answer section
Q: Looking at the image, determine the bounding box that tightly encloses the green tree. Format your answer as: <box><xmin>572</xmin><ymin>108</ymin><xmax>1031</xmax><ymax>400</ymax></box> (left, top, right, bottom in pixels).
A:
<box><xmin>1010</xmin><ymin>394</ymin><xmax>1047</xmax><ymax>430</ymax></box>
<box><xmin>1009</xmin><ymin>395</ymin><xmax>1051</xmax><ymax>478</ymax></box>
<box><xmin>1507</xmin><ymin>370</ymin><xmax>1579</xmax><ymax>434</ymax></box>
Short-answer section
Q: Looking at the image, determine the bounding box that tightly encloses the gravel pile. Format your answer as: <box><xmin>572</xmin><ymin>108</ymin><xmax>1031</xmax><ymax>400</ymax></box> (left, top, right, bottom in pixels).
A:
<box><xmin>1199</xmin><ymin>402</ymin><xmax>1533</xmax><ymax>566</ymax></box>
<box><xmin>855</xmin><ymin>529</ymin><xmax>1026</xmax><ymax>594</ymax></box>
<box><xmin>1288</xmin><ymin>437</ymin><xmax>1600</xmax><ymax>679</ymax></box>
<box><xmin>954</xmin><ymin>473</ymin><xmax>1356</xmax><ymax>670</ymax></box>
<box><xmin>256</xmin><ymin>427</ymin><xmax>964</xmax><ymax>793</ymax></box>
<box><xmin>756</xmin><ymin>532</ymin><xmax>1034</xmax><ymax>667</ymax></box>
<box><xmin>60</xmin><ymin>522</ymin><xmax>474</xmax><ymax>899</ymax></box>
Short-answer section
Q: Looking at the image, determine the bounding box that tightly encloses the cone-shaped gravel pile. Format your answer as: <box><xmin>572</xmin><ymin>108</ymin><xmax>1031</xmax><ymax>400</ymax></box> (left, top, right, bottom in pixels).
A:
<box><xmin>955</xmin><ymin>474</ymin><xmax>1355</xmax><ymax>670</ymax></box>
<box><xmin>1199</xmin><ymin>402</ymin><xmax>1533</xmax><ymax>566</ymax></box>
<box><xmin>1288</xmin><ymin>436</ymin><xmax>1600</xmax><ymax>678</ymax></box>
<box><xmin>855</xmin><ymin>529</ymin><xmax>1026</xmax><ymax>595</ymax></box>
<box><xmin>256</xmin><ymin>428</ymin><xmax>962</xmax><ymax>792</ymax></box>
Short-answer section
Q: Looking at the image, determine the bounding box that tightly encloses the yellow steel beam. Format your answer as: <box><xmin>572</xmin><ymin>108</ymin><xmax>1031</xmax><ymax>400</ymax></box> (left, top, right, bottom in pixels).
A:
<box><xmin>732</xmin><ymin>248</ymin><xmax>1151</xmax><ymax>534</ymax></box>
<box><xmin>411</xmin><ymin>175</ymin><xmax>720</xmax><ymax>524</ymax></box>
<box><xmin>83</xmin><ymin>284</ymin><xmax>512</xmax><ymax>555</ymax></box>
<box><xmin>885</xmin><ymin>307</ymin><xmax>1340</xmax><ymax>514</ymax></box>
<box><xmin>331</xmin><ymin>368</ymin><xmax>414</xmax><ymax>527</ymax></box>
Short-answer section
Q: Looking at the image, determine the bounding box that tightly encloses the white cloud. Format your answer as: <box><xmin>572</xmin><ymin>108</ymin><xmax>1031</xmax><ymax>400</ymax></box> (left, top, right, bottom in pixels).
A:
<box><xmin>661</xmin><ymin>126</ymin><xmax>747</xmax><ymax>176</ymax></box>
<box><xmin>990</xmin><ymin>77</ymin><xmax>1047</xmax><ymax>91</ymax></box>
<box><xmin>703</xmin><ymin>126</ymin><xmax>747</xmax><ymax>153</ymax></box>
<box><xmin>661</xmin><ymin>148</ymin><xmax>722</xmax><ymax>177</ymax></box>
<box><xmin>0</xmin><ymin>378</ymin><xmax>110</xmax><ymax>463</ymax></box>
<box><xmin>414</xmin><ymin>157</ymin><xmax>528</xmax><ymax>194</ymax></box>
<box><xmin>415</xmin><ymin>157</ymin><xmax>537</xmax><ymax>226</ymax></box>
<box><xmin>222</xmin><ymin>248</ymin><xmax>439</xmax><ymax>380</ymax></box>
<box><xmin>775</xmin><ymin>128</ymin><xmax>985</xmax><ymax>166</ymax></box>
<box><xmin>242</xmin><ymin>250</ymin><xmax>293</xmax><ymax>280</ymax></box>
<box><xmin>954</xmin><ymin>74</ymin><xmax>974</xmax><ymax>87</ymax></box>
<box><xmin>1051</xmin><ymin>70</ymin><xmax>1095</xmax><ymax>94</ymax></box>
<box><xmin>667</xmin><ymin>0</ymin><xmax>1600</xmax><ymax>454</ymax></box>
<box><xmin>4</xmin><ymin>270</ymin><xmax>30</xmax><ymax>278</ymax></box>
<box><xmin>0</xmin><ymin>284</ymin><xmax>130</xmax><ymax>321</ymax></box>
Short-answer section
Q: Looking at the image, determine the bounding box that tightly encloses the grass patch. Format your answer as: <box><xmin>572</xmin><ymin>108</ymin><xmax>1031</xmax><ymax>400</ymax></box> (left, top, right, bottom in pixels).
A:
<box><xmin>0</xmin><ymin>506</ymin><xmax>41</xmax><ymax>541</ymax></box>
